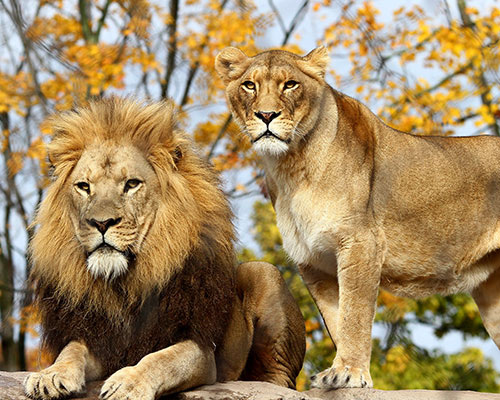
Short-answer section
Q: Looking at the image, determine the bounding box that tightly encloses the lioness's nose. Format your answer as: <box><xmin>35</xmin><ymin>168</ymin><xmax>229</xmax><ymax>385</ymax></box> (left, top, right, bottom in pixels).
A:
<box><xmin>255</xmin><ymin>111</ymin><xmax>281</xmax><ymax>124</ymax></box>
<box><xmin>87</xmin><ymin>218</ymin><xmax>122</xmax><ymax>234</ymax></box>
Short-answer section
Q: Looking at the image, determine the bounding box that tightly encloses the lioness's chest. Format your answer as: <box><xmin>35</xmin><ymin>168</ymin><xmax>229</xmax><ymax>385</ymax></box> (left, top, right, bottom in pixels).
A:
<box><xmin>274</xmin><ymin>188</ymin><xmax>338</xmax><ymax>273</ymax></box>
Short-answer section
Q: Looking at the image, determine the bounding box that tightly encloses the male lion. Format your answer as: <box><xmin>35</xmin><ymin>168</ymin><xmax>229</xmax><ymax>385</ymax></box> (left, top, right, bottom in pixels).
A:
<box><xmin>24</xmin><ymin>97</ymin><xmax>305</xmax><ymax>400</ymax></box>
<box><xmin>215</xmin><ymin>46</ymin><xmax>500</xmax><ymax>389</ymax></box>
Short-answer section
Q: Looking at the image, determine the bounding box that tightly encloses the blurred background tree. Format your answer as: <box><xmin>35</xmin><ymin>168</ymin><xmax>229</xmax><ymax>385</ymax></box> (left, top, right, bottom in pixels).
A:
<box><xmin>0</xmin><ymin>0</ymin><xmax>499</xmax><ymax>391</ymax></box>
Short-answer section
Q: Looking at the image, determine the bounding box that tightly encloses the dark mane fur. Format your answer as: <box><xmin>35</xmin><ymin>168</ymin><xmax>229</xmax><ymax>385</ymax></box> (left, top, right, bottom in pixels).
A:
<box><xmin>37</xmin><ymin>230</ymin><xmax>235</xmax><ymax>376</ymax></box>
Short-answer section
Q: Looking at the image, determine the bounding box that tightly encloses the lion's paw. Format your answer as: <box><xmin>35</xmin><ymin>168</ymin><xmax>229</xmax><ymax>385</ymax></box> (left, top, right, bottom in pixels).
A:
<box><xmin>100</xmin><ymin>366</ymin><xmax>155</xmax><ymax>400</ymax></box>
<box><xmin>310</xmin><ymin>365</ymin><xmax>372</xmax><ymax>389</ymax></box>
<box><xmin>24</xmin><ymin>369</ymin><xmax>85</xmax><ymax>400</ymax></box>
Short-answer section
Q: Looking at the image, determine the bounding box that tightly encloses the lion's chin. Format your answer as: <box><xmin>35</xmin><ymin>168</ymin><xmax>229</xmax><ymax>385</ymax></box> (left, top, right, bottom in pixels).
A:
<box><xmin>86</xmin><ymin>247</ymin><xmax>129</xmax><ymax>281</ymax></box>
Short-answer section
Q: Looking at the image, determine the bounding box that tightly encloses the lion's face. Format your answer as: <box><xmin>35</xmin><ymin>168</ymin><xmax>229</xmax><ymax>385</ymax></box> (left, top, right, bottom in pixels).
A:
<box><xmin>31</xmin><ymin>97</ymin><xmax>235</xmax><ymax>314</ymax></box>
<box><xmin>69</xmin><ymin>143</ymin><xmax>161</xmax><ymax>281</ymax></box>
<box><xmin>215</xmin><ymin>47</ymin><xmax>330</xmax><ymax>157</ymax></box>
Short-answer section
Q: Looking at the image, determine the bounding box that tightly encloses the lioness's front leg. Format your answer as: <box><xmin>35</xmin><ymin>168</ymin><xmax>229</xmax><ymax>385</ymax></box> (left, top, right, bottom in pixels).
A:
<box><xmin>311</xmin><ymin>232</ymin><xmax>382</xmax><ymax>389</ymax></box>
<box><xmin>24</xmin><ymin>341</ymin><xmax>103</xmax><ymax>399</ymax></box>
<box><xmin>299</xmin><ymin>264</ymin><xmax>340</xmax><ymax>346</ymax></box>
<box><xmin>100</xmin><ymin>340</ymin><xmax>216</xmax><ymax>400</ymax></box>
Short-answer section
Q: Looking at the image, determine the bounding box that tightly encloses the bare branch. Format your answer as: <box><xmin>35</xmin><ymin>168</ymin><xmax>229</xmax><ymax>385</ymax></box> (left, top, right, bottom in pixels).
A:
<box><xmin>95</xmin><ymin>0</ymin><xmax>112</xmax><ymax>41</ymax></box>
<box><xmin>268</xmin><ymin>0</ymin><xmax>287</xmax><ymax>35</ymax></box>
<box><xmin>3</xmin><ymin>0</ymin><xmax>50</xmax><ymax>115</ymax></box>
<box><xmin>180</xmin><ymin>0</ymin><xmax>231</xmax><ymax>108</ymax></box>
<box><xmin>225</xmin><ymin>171</ymin><xmax>264</xmax><ymax>198</ymax></box>
<box><xmin>280</xmin><ymin>0</ymin><xmax>309</xmax><ymax>46</ymax></box>
<box><xmin>161</xmin><ymin>0</ymin><xmax>180</xmax><ymax>98</ymax></box>
<box><xmin>206</xmin><ymin>114</ymin><xmax>233</xmax><ymax>161</ymax></box>
<box><xmin>442</xmin><ymin>0</ymin><xmax>453</xmax><ymax>26</ymax></box>
<box><xmin>78</xmin><ymin>0</ymin><xmax>93</xmax><ymax>43</ymax></box>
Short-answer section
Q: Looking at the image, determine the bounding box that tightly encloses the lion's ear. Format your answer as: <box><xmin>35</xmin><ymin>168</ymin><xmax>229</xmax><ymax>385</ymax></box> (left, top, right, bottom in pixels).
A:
<box><xmin>298</xmin><ymin>46</ymin><xmax>330</xmax><ymax>80</ymax></box>
<box><xmin>172</xmin><ymin>145</ymin><xmax>183</xmax><ymax>164</ymax></box>
<box><xmin>165</xmin><ymin>135</ymin><xmax>188</xmax><ymax>170</ymax></box>
<box><xmin>215</xmin><ymin>47</ymin><xmax>250</xmax><ymax>85</ymax></box>
<box><xmin>45</xmin><ymin>125</ymin><xmax>84</xmax><ymax>179</ymax></box>
<box><xmin>45</xmin><ymin>142</ymin><xmax>81</xmax><ymax>183</ymax></box>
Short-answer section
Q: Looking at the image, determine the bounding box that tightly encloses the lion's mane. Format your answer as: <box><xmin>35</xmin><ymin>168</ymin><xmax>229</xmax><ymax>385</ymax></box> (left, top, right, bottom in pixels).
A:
<box><xmin>30</xmin><ymin>97</ymin><xmax>236</xmax><ymax>374</ymax></box>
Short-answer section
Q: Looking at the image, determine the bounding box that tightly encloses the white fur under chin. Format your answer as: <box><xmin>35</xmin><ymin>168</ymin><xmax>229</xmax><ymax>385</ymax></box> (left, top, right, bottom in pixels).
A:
<box><xmin>253</xmin><ymin>137</ymin><xmax>289</xmax><ymax>157</ymax></box>
<box><xmin>87</xmin><ymin>248</ymin><xmax>129</xmax><ymax>281</ymax></box>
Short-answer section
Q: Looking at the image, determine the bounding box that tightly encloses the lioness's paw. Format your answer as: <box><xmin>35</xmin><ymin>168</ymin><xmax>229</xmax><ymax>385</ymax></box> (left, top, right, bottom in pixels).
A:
<box><xmin>310</xmin><ymin>365</ymin><xmax>372</xmax><ymax>389</ymax></box>
<box><xmin>24</xmin><ymin>369</ymin><xmax>85</xmax><ymax>400</ymax></box>
<box><xmin>100</xmin><ymin>366</ymin><xmax>155</xmax><ymax>400</ymax></box>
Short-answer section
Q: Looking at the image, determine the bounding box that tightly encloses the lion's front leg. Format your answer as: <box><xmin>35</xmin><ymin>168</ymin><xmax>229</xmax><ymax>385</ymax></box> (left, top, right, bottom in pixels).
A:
<box><xmin>24</xmin><ymin>341</ymin><xmax>103</xmax><ymax>400</ymax></box>
<box><xmin>100</xmin><ymin>340</ymin><xmax>216</xmax><ymax>400</ymax></box>
<box><xmin>310</xmin><ymin>232</ymin><xmax>383</xmax><ymax>389</ymax></box>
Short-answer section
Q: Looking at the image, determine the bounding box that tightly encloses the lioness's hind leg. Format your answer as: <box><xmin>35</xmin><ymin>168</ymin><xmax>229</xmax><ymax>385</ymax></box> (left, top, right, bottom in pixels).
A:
<box><xmin>237</xmin><ymin>262</ymin><xmax>306</xmax><ymax>389</ymax></box>
<box><xmin>472</xmin><ymin>267</ymin><xmax>500</xmax><ymax>348</ymax></box>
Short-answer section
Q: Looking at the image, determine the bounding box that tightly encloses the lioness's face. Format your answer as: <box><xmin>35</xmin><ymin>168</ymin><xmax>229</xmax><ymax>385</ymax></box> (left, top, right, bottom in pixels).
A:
<box><xmin>215</xmin><ymin>47</ymin><xmax>329</xmax><ymax>157</ymax></box>
<box><xmin>69</xmin><ymin>143</ymin><xmax>160</xmax><ymax>280</ymax></box>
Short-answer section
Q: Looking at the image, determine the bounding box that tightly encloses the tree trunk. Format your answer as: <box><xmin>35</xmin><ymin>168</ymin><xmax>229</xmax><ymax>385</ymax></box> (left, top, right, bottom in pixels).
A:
<box><xmin>0</xmin><ymin>253</ymin><xmax>18</xmax><ymax>371</ymax></box>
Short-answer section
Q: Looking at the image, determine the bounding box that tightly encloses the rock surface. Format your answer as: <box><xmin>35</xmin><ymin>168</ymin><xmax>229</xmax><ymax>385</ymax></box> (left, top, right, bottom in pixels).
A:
<box><xmin>2</xmin><ymin>371</ymin><xmax>500</xmax><ymax>400</ymax></box>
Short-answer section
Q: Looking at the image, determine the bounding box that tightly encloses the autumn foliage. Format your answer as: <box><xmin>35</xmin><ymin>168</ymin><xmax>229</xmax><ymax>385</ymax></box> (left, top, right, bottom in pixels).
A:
<box><xmin>0</xmin><ymin>0</ymin><xmax>499</xmax><ymax>391</ymax></box>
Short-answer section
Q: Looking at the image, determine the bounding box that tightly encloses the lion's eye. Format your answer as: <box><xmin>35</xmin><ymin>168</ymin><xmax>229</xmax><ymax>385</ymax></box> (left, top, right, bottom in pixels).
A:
<box><xmin>124</xmin><ymin>179</ymin><xmax>142</xmax><ymax>193</ymax></box>
<box><xmin>75</xmin><ymin>182</ymin><xmax>90</xmax><ymax>194</ymax></box>
<box><xmin>284</xmin><ymin>80</ymin><xmax>299</xmax><ymax>90</ymax></box>
<box><xmin>242</xmin><ymin>81</ymin><xmax>256</xmax><ymax>91</ymax></box>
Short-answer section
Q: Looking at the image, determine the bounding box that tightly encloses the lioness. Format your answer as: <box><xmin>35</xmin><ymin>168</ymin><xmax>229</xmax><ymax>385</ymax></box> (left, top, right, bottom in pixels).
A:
<box><xmin>215</xmin><ymin>46</ymin><xmax>500</xmax><ymax>389</ymax></box>
<box><xmin>24</xmin><ymin>97</ymin><xmax>305</xmax><ymax>400</ymax></box>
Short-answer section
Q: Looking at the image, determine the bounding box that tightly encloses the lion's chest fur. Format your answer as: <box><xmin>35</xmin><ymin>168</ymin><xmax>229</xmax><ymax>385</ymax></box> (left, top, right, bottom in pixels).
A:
<box><xmin>39</xmin><ymin>288</ymin><xmax>170</xmax><ymax>373</ymax></box>
<box><xmin>37</xmin><ymin>247</ymin><xmax>235</xmax><ymax>376</ymax></box>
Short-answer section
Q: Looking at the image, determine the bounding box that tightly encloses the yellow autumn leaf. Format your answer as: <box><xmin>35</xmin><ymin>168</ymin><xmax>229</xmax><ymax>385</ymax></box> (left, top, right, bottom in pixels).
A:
<box><xmin>6</xmin><ymin>152</ymin><xmax>23</xmax><ymax>176</ymax></box>
<box><xmin>26</xmin><ymin>138</ymin><xmax>46</xmax><ymax>161</ymax></box>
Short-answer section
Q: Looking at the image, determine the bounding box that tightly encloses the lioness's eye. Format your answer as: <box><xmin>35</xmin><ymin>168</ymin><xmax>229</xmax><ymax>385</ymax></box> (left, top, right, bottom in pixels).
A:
<box><xmin>284</xmin><ymin>80</ymin><xmax>299</xmax><ymax>90</ymax></box>
<box><xmin>242</xmin><ymin>81</ymin><xmax>256</xmax><ymax>91</ymax></box>
<box><xmin>75</xmin><ymin>182</ymin><xmax>90</xmax><ymax>194</ymax></box>
<box><xmin>124</xmin><ymin>179</ymin><xmax>142</xmax><ymax>192</ymax></box>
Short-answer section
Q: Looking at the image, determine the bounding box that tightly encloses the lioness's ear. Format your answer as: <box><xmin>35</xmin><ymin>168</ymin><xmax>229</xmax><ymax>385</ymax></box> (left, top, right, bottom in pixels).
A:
<box><xmin>298</xmin><ymin>46</ymin><xmax>330</xmax><ymax>80</ymax></box>
<box><xmin>215</xmin><ymin>47</ymin><xmax>250</xmax><ymax>85</ymax></box>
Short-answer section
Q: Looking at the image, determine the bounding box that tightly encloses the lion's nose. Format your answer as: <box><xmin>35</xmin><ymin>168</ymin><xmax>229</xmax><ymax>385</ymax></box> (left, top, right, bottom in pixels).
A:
<box><xmin>255</xmin><ymin>111</ymin><xmax>281</xmax><ymax>124</ymax></box>
<box><xmin>87</xmin><ymin>218</ymin><xmax>122</xmax><ymax>234</ymax></box>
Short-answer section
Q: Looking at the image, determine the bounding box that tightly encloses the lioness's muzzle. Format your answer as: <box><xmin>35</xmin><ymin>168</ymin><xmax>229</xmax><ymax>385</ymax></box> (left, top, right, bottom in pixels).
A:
<box><xmin>251</xmin><ymin>130</ymin><xmax>291</xmax><ymax>144</ymax></box>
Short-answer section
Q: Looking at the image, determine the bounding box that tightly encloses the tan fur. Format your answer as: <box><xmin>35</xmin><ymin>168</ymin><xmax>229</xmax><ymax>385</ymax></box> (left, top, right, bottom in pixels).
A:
<box><xmin>24</xmin><ymin>98</ymin><xmax>305</xmax><ymax>400</ymax></box>
<box><xmin>217</xmin><ymin>262</ymin><xmax>306</xmax><ymax>387</ymax></box>
<box><xmin>30</xmin><ymin>98</ymin><xmax>219</xmax><ymax>318</ymax></box>
<box><xmin>216</xmin><ymin>46</ymin><xmax>500</xmax><ymax>389</ymax></box>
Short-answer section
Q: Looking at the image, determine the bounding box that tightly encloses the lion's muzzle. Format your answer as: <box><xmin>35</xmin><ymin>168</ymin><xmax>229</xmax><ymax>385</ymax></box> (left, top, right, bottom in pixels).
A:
<box><xmin>83</xmin><ymin>217</ymin><xmax>134</xmax><ymax>281</ymax></box>
<box><xmin>87</xmin><ymin>217</ymin><xmax>122</xmax><ymax>234</ymax></box>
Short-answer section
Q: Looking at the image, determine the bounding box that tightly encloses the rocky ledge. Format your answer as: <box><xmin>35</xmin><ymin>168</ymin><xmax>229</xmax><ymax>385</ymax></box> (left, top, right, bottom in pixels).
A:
<box><xmin>1</xmin><ymin>371</ymin><xmax>499</xmax><ymax>400</ymax></box>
